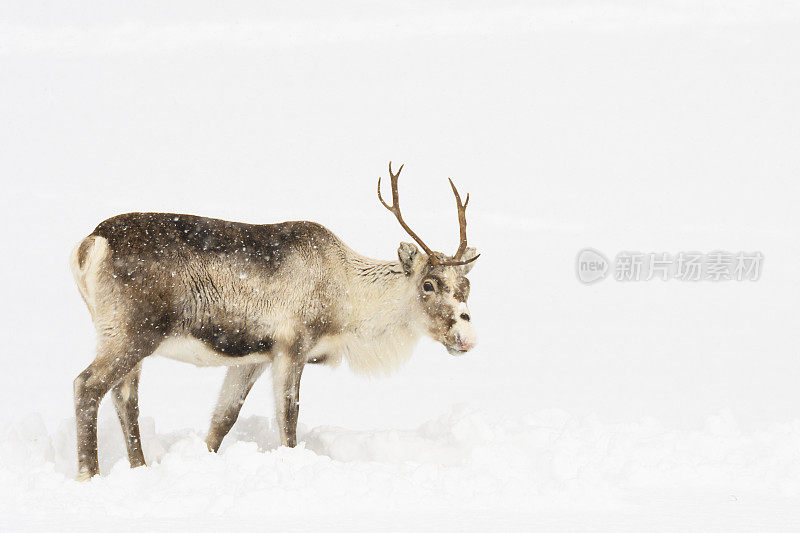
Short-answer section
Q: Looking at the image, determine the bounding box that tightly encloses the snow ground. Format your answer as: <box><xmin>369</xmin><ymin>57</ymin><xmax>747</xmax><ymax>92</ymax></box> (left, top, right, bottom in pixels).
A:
<box><xmin>1</xmin><ymin>1</ymin><xmax>800</xmax><ymax>530</ymax></box>
<box><xmin>4</xmin><ymin>407</ymin><xmax>800</xmax><ymax>531</ymax></box>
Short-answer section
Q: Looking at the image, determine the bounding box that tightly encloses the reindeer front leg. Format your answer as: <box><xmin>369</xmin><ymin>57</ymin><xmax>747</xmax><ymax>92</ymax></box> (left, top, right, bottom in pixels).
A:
<box><xmin>206</xmin><ymin>363</ymin><xmax>267</xmax><ymax>452</ymax></box>
<box><xmin>272</xmin><ymin>349</ymin><xmax>305</xmax><ymax>447</ymax></box>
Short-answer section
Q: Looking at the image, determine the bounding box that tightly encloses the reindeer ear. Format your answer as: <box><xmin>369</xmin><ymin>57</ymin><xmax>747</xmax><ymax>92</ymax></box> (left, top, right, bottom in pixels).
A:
<box><xmin>459</xmin><ymin>247</ymin><xmax>479</xmax><ymax>275</ymax></box>
<box><xmin>398</xmin><ymin>242</ymin><xmax>423</xmax><ymax>275</ymax></box>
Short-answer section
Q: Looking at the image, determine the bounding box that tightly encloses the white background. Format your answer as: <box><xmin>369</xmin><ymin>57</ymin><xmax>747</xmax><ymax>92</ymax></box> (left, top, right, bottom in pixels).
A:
<box><xmin>1</xmin><ymin>2</ymin><xmax>799</xmax><ymax>530</ymax></box>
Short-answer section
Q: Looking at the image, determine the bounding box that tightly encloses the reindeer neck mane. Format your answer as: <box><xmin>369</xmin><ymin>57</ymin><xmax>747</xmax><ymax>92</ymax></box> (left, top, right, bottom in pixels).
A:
<box><xmin>328</xmin><ymin>248</ymin><xmax>424</xmax><ymax>375</ymax></box>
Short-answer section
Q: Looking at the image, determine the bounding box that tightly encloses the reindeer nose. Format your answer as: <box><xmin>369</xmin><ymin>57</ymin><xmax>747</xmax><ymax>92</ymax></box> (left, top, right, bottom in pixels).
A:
<box><xmin>453</xmin><ymin>332</ymin><xmax>475</xmax><ymax>352</ymax></box>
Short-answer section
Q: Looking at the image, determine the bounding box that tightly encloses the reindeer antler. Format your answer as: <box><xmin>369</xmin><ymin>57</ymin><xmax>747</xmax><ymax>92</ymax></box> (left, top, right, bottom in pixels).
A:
<box><xmin>378</xmin><ymin>162</ymin><xmax>438</xmax><ymax>260</ymax></box>
<box><xmin>445</xmin><ymin>178</ymin><xmax>479</xmax><ymax>265</ymax></box>
<box><xmin>377</xmin><ymin>162</ymin><xmax>479</xmax><ymax>267</ymax></box>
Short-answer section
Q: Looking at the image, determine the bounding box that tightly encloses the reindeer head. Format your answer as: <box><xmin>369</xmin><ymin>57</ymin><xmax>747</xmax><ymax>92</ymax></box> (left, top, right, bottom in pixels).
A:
<box><xmin>378</xmin><ymin>162</ymin><xmax>480</xmax><ymax>356</ymax></box>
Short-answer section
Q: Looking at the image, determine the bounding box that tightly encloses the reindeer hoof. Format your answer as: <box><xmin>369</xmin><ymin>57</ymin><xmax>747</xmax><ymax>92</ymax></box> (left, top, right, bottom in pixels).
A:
<box><xmin>76</xmin><ymin>470</ymin><xmax>94</xmax><ymax>482</ymax></box>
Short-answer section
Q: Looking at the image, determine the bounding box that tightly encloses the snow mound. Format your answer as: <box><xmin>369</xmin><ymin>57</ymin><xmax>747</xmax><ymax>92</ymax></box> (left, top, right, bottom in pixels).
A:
<box><xmin>2</xmin><ymin>406</ymin><xmax>800</xmax><ymax>531</ymax></box>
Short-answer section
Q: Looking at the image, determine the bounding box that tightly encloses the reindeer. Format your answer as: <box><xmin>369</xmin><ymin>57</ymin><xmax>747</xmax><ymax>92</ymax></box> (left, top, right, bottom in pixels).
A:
<box><xmin>69</xmin><ymin>163</ymin><xmax>479</xmax><ymax>480</ymax></box>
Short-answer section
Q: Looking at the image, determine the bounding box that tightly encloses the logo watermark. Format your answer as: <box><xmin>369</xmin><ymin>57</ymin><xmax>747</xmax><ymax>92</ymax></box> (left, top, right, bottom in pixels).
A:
<box><xmin>576</xmin><ymin>248</ymin><xmax>610</xmax><ymax>284</ymax></box>
<box><xmin>576</xmin><ymin>249</ymin><xmax>763</xmax><ymax>284</ymax></box>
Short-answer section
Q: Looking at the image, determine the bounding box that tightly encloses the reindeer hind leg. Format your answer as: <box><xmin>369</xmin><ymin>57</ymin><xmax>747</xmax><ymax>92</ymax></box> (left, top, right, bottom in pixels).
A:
<box><xmin>110</xmin><ymin>363</ymin><xmax>146</xmax><ymax>468</ymax></box>
<box><xmin>74</xmin><ymin>336</ymin><xmax>158</xmax><ymax>480</ymax></box>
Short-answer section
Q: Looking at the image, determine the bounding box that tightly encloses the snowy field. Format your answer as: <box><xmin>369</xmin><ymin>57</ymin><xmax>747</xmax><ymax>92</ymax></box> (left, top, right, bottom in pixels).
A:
<box><xmin>1</xmin><ymin>1</ymin><xmax>800</xmax><ymax>530</ymax></box>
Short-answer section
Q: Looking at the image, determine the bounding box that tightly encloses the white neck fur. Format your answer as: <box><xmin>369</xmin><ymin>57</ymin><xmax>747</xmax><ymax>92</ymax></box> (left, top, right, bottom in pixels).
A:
<box><xmin>315</xmin><ymin>251</ymin><xmax>424</xmax><ymax>375</ymax></box>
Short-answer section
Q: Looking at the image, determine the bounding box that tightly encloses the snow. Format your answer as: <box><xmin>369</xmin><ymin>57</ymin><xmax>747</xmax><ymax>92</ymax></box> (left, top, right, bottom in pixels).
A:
<box><xmin>2</xmin><ymin>0</ymin><xmax>800</xmax><ymax>530</ymax></box>
<box><xmin>4</xmin><ymin>407</ymin><xmax>800</xmax><ymax>531</ymax></box>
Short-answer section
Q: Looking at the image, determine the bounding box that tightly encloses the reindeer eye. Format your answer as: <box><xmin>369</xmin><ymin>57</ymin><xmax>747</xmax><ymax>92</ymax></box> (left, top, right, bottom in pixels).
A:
<box><xmin>423</xmin><ymin>281</ymin><xmax>435</xmax><ymax>292</ymax></box>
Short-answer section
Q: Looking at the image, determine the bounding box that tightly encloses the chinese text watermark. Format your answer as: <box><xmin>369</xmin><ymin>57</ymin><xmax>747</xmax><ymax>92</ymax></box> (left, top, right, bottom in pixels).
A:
<box><xmin>576</xmin><ymin>249</ymin><xmax>762</xmax><ymax>284</ymax></box>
